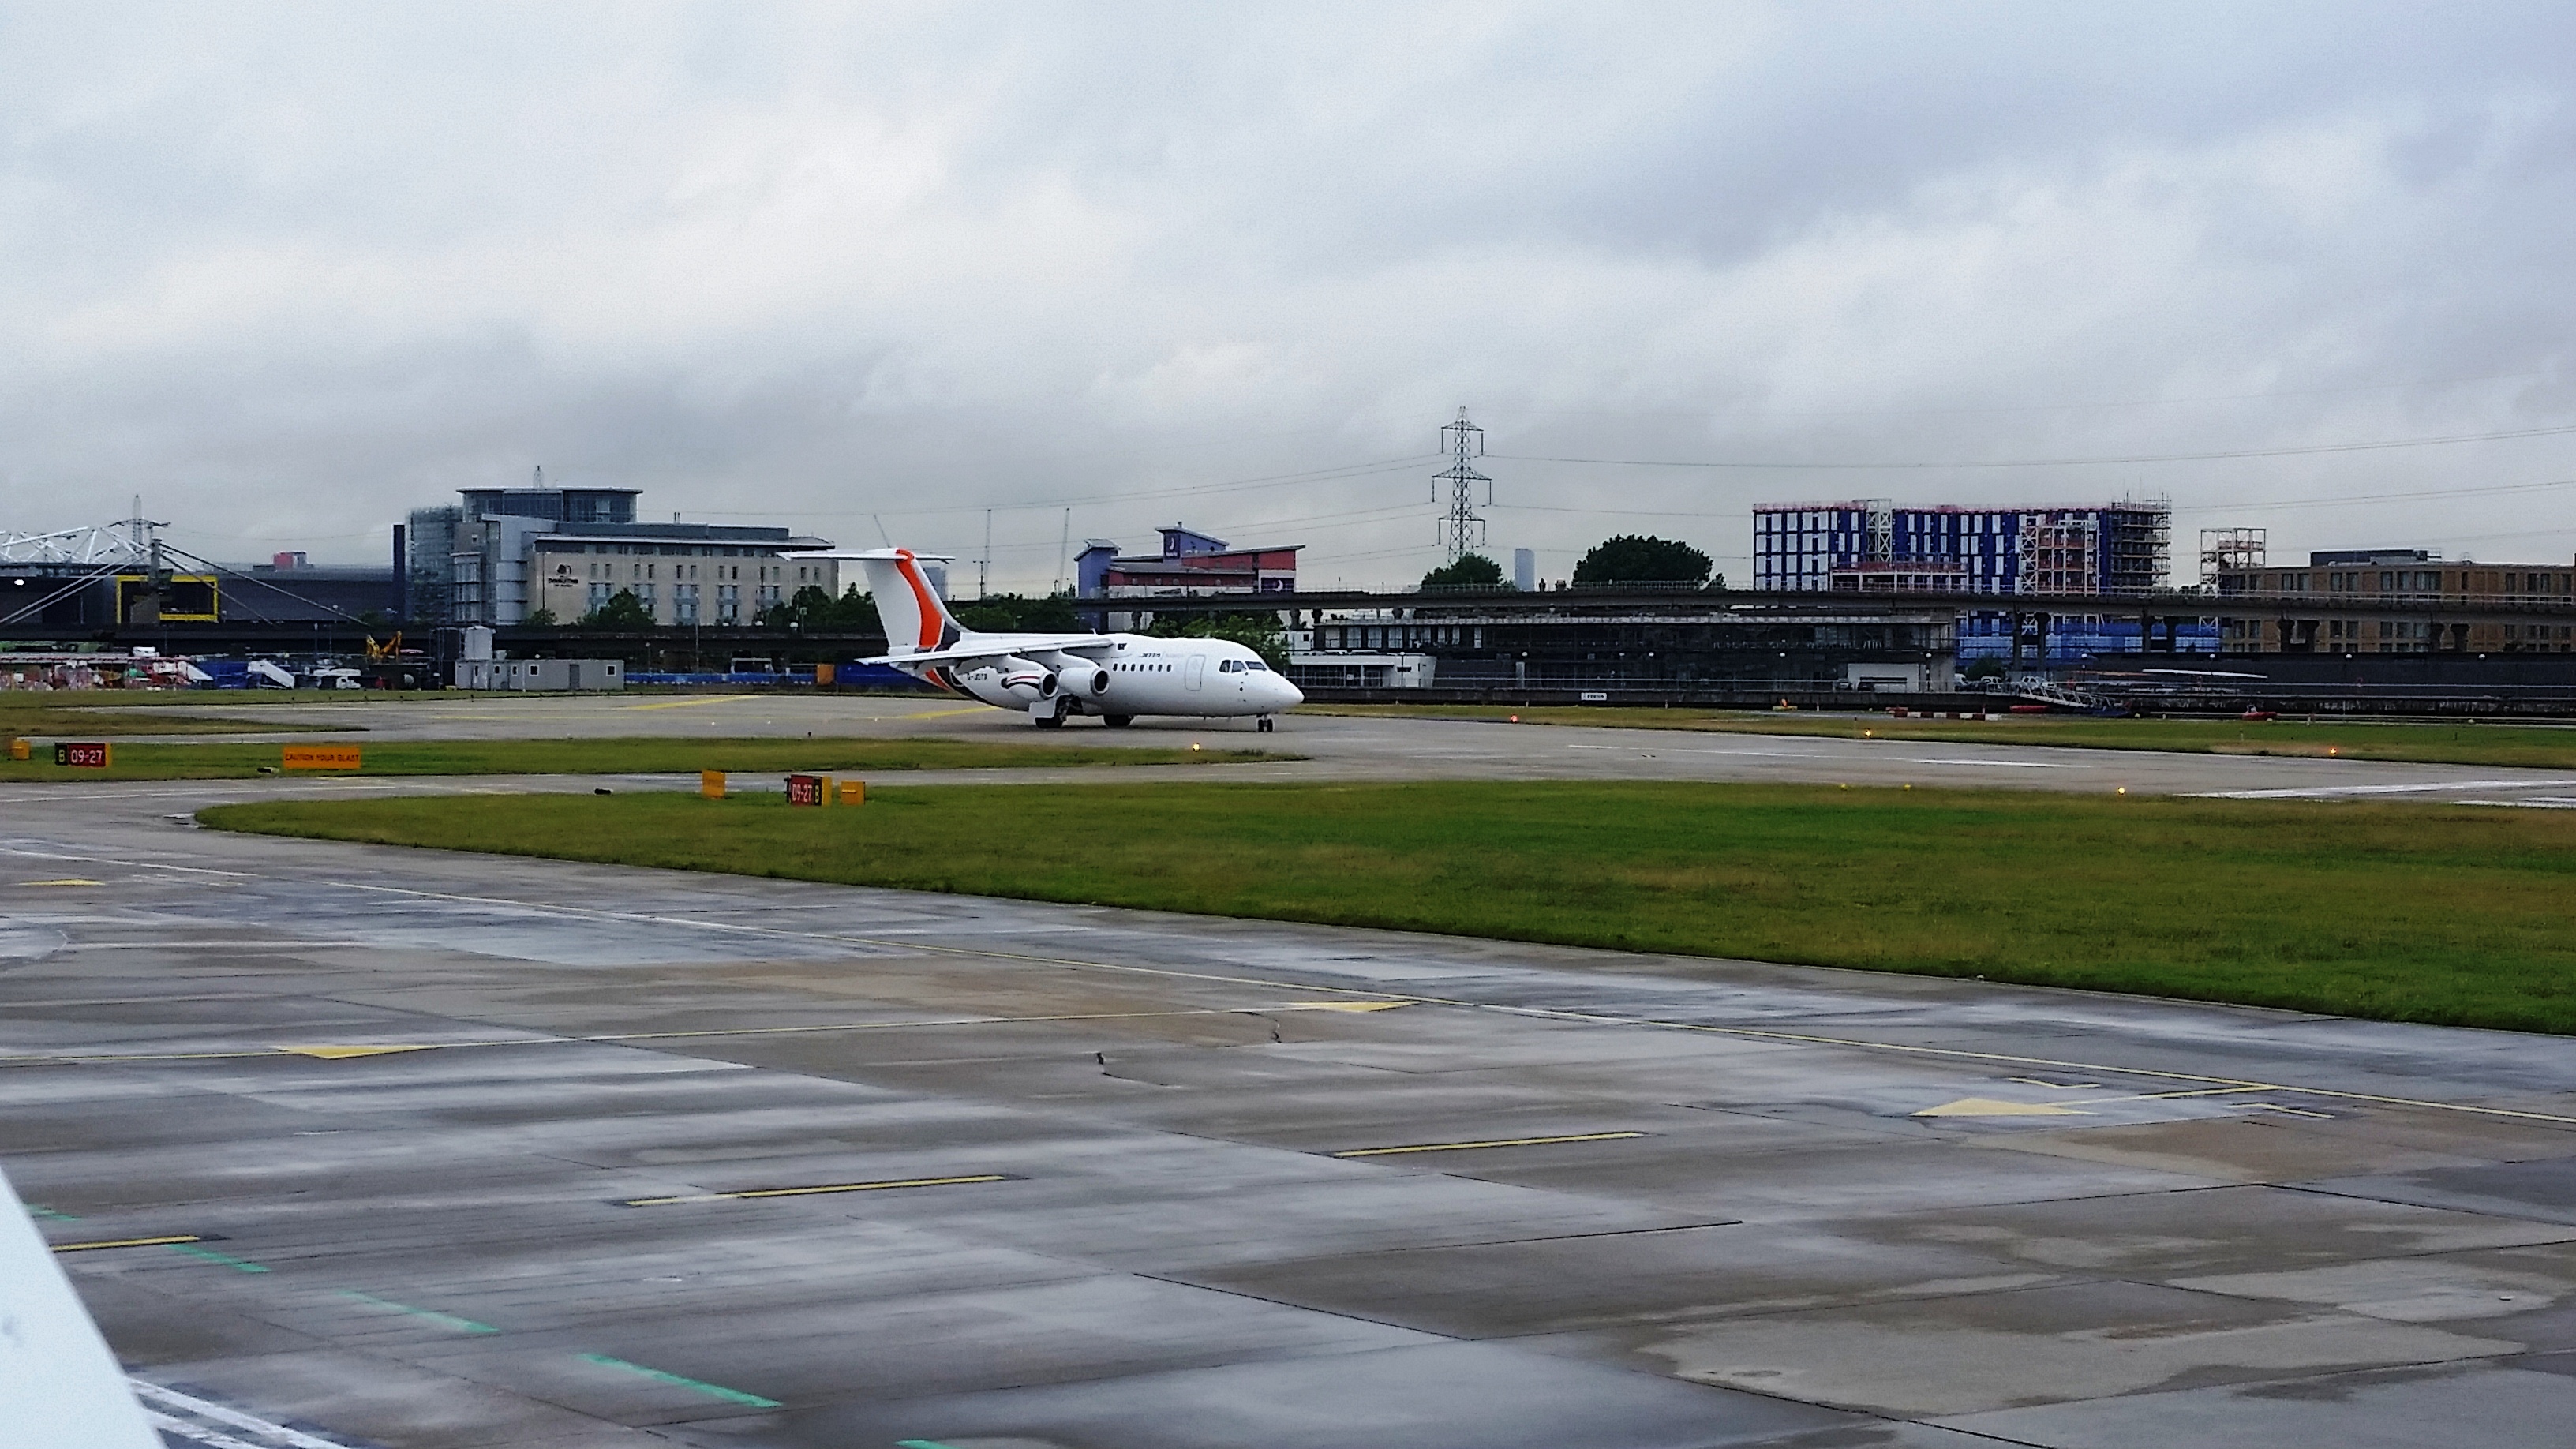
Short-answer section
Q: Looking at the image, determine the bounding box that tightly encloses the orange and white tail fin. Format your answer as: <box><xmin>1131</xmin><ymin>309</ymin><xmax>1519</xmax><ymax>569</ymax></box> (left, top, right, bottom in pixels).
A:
<box><xmin>853</xmin><ymin>549</ymin><xmax>963</xmax><ymax>656</ymax></box>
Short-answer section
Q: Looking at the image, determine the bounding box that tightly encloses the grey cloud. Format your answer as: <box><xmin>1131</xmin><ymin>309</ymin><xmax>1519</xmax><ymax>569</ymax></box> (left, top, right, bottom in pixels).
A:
<box><xmin>2</xmin><ymin>2</ymin><xmax>2574</xmax><ymax>586</ymax></box>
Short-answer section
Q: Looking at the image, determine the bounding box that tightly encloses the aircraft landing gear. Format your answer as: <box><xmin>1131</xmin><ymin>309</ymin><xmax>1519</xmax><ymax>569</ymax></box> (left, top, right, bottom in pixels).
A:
<box><xmin>1035</xmin><ymin>698</ymin><xmax>1071</xmax><ymax>729</ymax></box>
<box><xmin>1103</xmin><ymin>714</ymin><xmax>1134</xmax><ymax>728</ymax></box>
<box><xmin>1256</xmin><ymin>716</ymin><xmax>1275</xmax><ymax>733</ymax></box>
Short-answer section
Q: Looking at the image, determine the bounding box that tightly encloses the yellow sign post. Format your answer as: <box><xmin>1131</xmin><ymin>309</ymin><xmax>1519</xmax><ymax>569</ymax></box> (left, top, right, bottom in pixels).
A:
<box><xmin>838</xmin><ymin>779</ymin><xmax>865</xmax><ymax>807</ymax></box>
<box><xmin>7</xmin><ymin>738</ymin><xmax>28</xmax><ymax>761</ymax></box>
<box><xmin>700</xmin><ymin>770</ymin><xmax>726</xmax><ymax>799</ymax></box>
<box><xmin>282</xmin><ymin>746</ymin><xmax>362</xmax><ymax>771</ymax></box>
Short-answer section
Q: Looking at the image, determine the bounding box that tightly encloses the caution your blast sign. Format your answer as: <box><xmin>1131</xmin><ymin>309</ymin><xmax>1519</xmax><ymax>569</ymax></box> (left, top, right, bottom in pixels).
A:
<box><xmin>283</xmin><ymin>746</ymin><xmax>362</xmax><ymax>770</ymax></box>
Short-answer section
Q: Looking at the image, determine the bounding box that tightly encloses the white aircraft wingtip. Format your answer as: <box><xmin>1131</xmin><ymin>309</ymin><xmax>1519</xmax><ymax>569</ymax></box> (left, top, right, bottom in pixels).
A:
<box><xmin>0</xmin><ymin>1166</ymin><xmax>159</xmax><ymax>1448</ymax></box>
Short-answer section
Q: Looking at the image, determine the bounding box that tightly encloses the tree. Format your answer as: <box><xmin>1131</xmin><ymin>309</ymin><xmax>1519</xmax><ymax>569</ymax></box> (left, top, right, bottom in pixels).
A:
<box><xmin>760</xmin><ymin>585</ymin><xmax>886</xmax><ymax>631</ymax></box>
<box><xmin>580</xmin><ymin>590</ymin><xmax>653</xmax><ymax>628</ymax></box>
<box><xmin>521</xmin><ymin>607</ymin><xmax>556</xmax><ymax>627</ymax></box>
<box><xmin>953</xmin><ymin>593</ymin><xmax>1081</xmax><ymax>633</ymax></box>
<box><xmin>1148</xmin><ymin>612</ymin><xmax>1290</xmax><ymax>667</ymax></box>
<box><xmin>1573</xmin><ymin>534</ymin><xmax>1711</xmax><ymax>586</ymax></box>
<box><xmin>1420</xmin><ymin>553</ymin><xmax>1505</xmax><ymax>590</ymax></box>
<box><xmin>826</xmin><ymin>586</ymin><xmax>881</xmax><ymax>632</ymax></box>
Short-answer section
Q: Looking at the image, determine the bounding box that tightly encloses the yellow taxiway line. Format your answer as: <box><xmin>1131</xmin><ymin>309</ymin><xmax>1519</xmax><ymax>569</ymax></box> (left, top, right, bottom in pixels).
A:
<box><xmin>620</xmin><ymin>1174</ymin><xmax>1009</xmax><ymax>1207</ymax></box>
<box><xmin>620</xmin><ymin>695</ymin><xmax>752</xmax><ymax>711</ymax></box>
<box><xmin>50</xmin><ymin>1234</ymin><xmax>205</xmax><ymax>1252</ymax></box>
<box><xmin>1334</xmin><ymin>1131</ymin><xmax>1648</xmax><ymax>1158</ymax></box>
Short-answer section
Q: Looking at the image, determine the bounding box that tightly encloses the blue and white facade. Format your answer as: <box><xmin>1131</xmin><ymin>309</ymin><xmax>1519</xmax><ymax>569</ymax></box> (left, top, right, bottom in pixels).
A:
<box><xmin>1752</xmin><ymin>504</ymin><xmax>1880</xmax><ymax>592</ymax></box>
<box><xmin>1753</xmin><ymin>501</ymin><xmax>2167</xmax><ymax>597</ymax></box>
<box><xmin>1754</xmin><ymin>500</ymin><xmax>2206</xmax><ymax>664</ymax></box>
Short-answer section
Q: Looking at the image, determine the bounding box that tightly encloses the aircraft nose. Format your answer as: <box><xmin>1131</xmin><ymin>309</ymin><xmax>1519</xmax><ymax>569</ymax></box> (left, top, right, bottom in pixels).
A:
<box><xmin>1269</xmin><ymin>676</ymin><xmax>1304</xmax><ymax>708</ymax></box>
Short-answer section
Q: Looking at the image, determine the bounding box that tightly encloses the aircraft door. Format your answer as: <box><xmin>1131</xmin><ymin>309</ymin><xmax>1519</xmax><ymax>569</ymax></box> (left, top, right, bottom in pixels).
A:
<box><xmin>1184</xmin><ymin>653</ymin><xmax>1205</xmax><ymax>691</ymax></box>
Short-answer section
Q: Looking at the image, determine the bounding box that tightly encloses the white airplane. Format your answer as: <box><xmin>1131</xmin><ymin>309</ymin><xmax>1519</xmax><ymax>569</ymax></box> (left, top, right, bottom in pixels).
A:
<box><xmin>807</xmin><ymin>549</ymin><xmax>1303</xmax><ymax>731</ymax></box>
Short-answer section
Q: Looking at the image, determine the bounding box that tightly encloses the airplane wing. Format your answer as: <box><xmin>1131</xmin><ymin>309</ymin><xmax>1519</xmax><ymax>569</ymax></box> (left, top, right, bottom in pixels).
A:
<box><xmin>862</xmin><ymin>636</ymin><xmax>1119</xmax><ymax>668</ymax></box>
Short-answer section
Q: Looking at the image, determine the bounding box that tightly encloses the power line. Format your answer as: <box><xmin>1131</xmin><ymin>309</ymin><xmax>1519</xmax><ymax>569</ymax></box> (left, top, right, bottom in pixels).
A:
<box><xmin>1511</xmin><ymin>369</ymin><xmax>2557</xmax><ymax>422</ymax></box>
<box><xmin>687</xmin><ymin>453</ymin><xmax>1439</xmax><ymax>520</ymax></box>
<box><xmin>1489</xmin><ymin>419</ymin><xmax>2576</xmax><ymax>472</ymax></box>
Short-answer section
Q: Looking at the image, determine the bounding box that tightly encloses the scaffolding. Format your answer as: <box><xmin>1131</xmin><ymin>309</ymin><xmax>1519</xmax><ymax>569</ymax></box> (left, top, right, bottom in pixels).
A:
<box><xmin>2016</xmin><ymin>502</ymin><xmax>2168</xmax><ymax>597</ymax></box>
<box><xmin>2199</xmin><ymin>526</ymin><xmax>2267</xmax><ymax>587</ymax></box>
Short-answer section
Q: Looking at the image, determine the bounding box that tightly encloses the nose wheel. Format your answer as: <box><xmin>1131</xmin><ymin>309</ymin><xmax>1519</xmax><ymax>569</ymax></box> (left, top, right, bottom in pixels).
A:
<box><xmin>1256</xmin><ymin>716</ymin><xmax>1275</xmax><ymax>733</ymax></box>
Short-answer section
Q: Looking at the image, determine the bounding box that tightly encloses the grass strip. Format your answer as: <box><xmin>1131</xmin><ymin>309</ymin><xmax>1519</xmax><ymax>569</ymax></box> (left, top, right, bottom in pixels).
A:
<box><xmin>1309</xmin><ymin>702</ymin><xmax>2576</xmax><ymax>770</ymax></box>
<box><xmin>203</xmin><ymin>781</ymin><xmax>2576</xmax><ymax>1035</ymax></box>
<box><xmin>2</xmin><ymin>735</ymin><xmax>1287</xmax><ymax>781</ymax></box>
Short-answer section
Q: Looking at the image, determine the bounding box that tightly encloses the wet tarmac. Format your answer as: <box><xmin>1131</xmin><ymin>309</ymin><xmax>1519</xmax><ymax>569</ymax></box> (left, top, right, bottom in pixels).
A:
<box><xmin>6</xmin><ymin>773</ymin><xmax>2576</xmax><ymax>1447</ymax></box>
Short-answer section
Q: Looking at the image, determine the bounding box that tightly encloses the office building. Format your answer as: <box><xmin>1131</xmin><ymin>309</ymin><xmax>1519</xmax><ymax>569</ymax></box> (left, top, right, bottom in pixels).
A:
<box><xmin>427</xmin><ymin>483</ymin><xmax>833</xmax><ymax>627</ymax></box>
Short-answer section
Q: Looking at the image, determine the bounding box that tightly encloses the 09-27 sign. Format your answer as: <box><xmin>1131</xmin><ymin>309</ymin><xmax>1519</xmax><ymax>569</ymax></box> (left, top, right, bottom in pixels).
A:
<box><xmin>54</xmin><ymin>742</ymin><xmax>111</xmax><ymax>769</ymax></box>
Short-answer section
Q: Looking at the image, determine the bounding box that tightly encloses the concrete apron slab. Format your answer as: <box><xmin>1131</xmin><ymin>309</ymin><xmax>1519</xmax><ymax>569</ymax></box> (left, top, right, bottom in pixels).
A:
<box><xmin>5</xmin><ymin>784</ymin><xmax>2576</xmax><ymax>1447</ymax></box>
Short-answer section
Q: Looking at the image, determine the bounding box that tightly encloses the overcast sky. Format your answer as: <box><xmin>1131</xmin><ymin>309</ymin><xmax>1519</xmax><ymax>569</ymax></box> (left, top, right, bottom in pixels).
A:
<box><xmin>6</xmin><ymin>2</ymin><xmax>2575</xmax><ymax>590</ymax></box>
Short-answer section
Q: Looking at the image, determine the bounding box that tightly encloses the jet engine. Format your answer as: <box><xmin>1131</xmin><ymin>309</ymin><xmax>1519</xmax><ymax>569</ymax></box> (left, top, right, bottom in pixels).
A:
<box><xmin>992</xmin><ymin>657</ymin><xmax>1052</xmax><ymax>704</ymax></box>
<box><xmin>1041</xmin><ymin>665</ymin><xmax>1111</xmax><ymax>698</ymax></box>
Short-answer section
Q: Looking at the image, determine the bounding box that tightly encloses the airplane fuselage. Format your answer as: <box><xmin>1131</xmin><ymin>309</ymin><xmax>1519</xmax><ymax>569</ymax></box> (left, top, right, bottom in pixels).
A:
<box><xmin>893</xmin><ymin>631</ymin><xmax>1301</xmax><ymax>727</ymax></box>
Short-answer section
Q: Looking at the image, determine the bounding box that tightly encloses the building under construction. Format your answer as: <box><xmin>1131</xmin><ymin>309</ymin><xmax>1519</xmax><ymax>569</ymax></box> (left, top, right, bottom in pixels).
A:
<box><xmin>1754</xmin><ymin>500</ymin><xmax>2170</xmax><ymax>596</ymax></box>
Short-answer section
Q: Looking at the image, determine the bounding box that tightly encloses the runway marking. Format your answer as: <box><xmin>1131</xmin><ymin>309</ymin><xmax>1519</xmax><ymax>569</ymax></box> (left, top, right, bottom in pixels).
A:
<box><xmin>50</xmin><ymin>1233</ymin><xmax>207</xmax><ymax>1252</ymax></box>
<box><xmin>2197</xmin><ymin>778</ymin><xmax>2558</xmax><ymax>799</ymax></box>
<box><xmin>2007</xmin><ymin>1077</ymin><xmax>2101</xmax><ymax>1090</ymax></box>
<box><xmin>275</xmin><ymin>1044</ymin><xmax>436</xmax><ymax>1059</ymax></box>
<box><xmin>620</xmin><ymin>695</ymin><xmax>753</xmax><ymax>710</ymax></box>
<box><xmin>170</xmin><ymin>1243</ymin><xmax>270</xmax><ymax>1272</ymax></box>
<box><xmin>1678</xmin><ymin>747</ymin><xmax>1829</xmax><ymax>758</ymax></box>
<box><xmin>1334</xmin><ymin>1131</ymin><xmax>1648</xmax><ymax>1158</ymax></box>
<box><xmin>1904</xmin><ymin>758</ymin><xmax>2073</xmax><ymax>769</ymax></box>
<box><xmin>146</xmin><ymin>1410</ymin><xmax>282</xmax><ymax>1449</ymax></box>
<box><xmin>619</xmin><ymin>1174</ymin><xmax>1013</xmax><ymax>1207</ymax></box>
<box><xmin>13</xmin><ymin>846</ymin><xmax>2576</xmax><ymax>1131</ymax></box>
<box><xmin>1915</xmin><ymin>1098</ymin><xmax>2088</xmax><ymax>1118</ymax></box>
<box><xmin>19</xmin><ymin>878</ymin><xmax>103</xmax><ymax>886</ymax></box>
<box><xmin>575</xmin><ymin>1353</ymin><xmax>781</xmax><ymax>1407</ymax></box>
<box><xmin>2113</xmin><ymin>1085</ymin><xmax>2283</xmax><ymax>1103</ymax></box>
<box><xmin>335</xmin><ymin>1289</ymin><xmax>499</xmax><ymax>1334</ymax></box>
<box><xmin>132</xmin><ymin>1380</ymin><xmax>355</xmax><ymax>1449</ymax></box>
